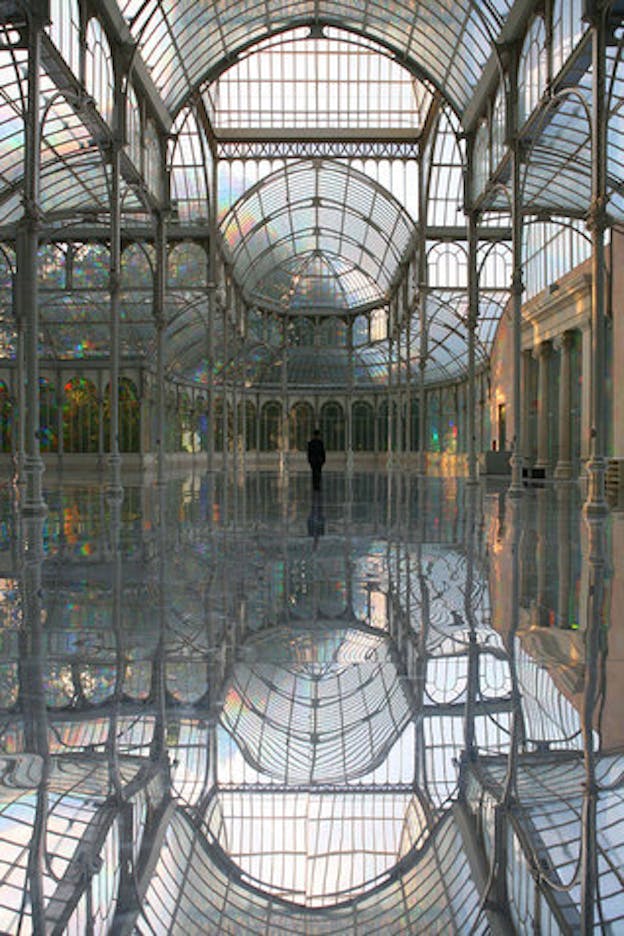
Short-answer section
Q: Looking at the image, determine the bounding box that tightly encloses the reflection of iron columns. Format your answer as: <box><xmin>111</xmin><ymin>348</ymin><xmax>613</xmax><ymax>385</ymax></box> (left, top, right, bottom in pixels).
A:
<box><xmin>19</xmin><ymin>502</ymin><xmax>48</xmax><ymax>931</ymax></box>
<box><xmin>579</xmin><ymin>508</ymin><xmax>607</xmax><ymax>933</ymax></box>
<box><xmin>19</xmin><ymin>20</ymin><xmax>46</xmax><ymax>517</ymax></box>
<box><xmin>584</xmin><ymin>4</ymin><xmax>608</xmax><ymax>515</ymax></box>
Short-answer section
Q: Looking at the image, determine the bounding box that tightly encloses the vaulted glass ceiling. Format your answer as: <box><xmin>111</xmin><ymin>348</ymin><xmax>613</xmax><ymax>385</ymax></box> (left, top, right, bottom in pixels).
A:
<box><xmin>120</xmin><ymin>0</ymin><xmax>512</xmax><ymax>119</ymax></box>
<box><xmin>220</xmin><ymin>160</ymin><xmax>415</xmax><ymax>316</ymax></box>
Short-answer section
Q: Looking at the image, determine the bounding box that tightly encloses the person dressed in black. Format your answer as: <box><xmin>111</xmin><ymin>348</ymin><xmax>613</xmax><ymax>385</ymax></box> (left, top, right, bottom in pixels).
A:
<box><xmin>307</xmin><ymin>429</ymin><xmax>326</xmax><ymax>491</ymax></box>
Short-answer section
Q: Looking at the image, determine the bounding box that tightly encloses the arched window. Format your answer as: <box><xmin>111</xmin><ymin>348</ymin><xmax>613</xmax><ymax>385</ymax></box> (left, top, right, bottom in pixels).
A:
<box><xmin>144</xmin><ymin>120</ymin><xmax>162</xmax><ymax>201</ymax></box>
<box><xmin>441</xmin><ymin>386</ymin><xmax>459</xmax><ymax>453</ymax></box>
<box><xmin>168</xmin><ymin>242</ymin><xmax>208</xmax><ymax>288</ymax></box>
<box><xmin>370</xmin><ymin>308</ymin><xmax>388</xmax><ymax>342</ymax></box>
<box><xmin>260</xmin><ymin>401</ymin><xmax>281</xmax><ymax>451</ymax></box>
<box><xmin>71</xmin><ymin>243</ymin><xmax>110</xmax><ymax>289</ymax></box>
<box><xmin>552</xmin><ymin>0</ymin><xmax>585</xmax><ymax>77</ymax></box>
<box><xmin>169</xmin><ymin>106</ymin><xmax>210</xmax><ymax>223</ymax></box>
<box><xmin>39</xmin><ymin>377</ymin><xmax>58</xmax><ymax>453</ymax></box>
<box><xmin>473</xmin><ymin>120</ymin><xmax>489</xmax><ymax>197</ymax></box>
<box><xmin>353</xmin><ymin>315</ymin><xmax>369</xmax><ymax>346</ymax></box>
<box><xmin>104</xmin><ymin>378</ymin><xmax>140</xmax><ymax>453</ymax></box>
<box><xmin>491</xmin><ymin>84</ymin><xmax>506</xmax><ymax>169</ymax></box>
<box><xmin>426</xmin><ymin>107</ymin><xmax>465</xmax><ymax>227</ymax></box>
<box><xmin>213</xmin><ymin>397</ymin><xmax>233</xmax><ymax>452</ymax></box>
<box><xmin>320</xmin><ymin>401</ymin><xmax>344</xmax><ymax>451</ymax></box>
<box><xmin>121</xmin><ymin>242</ymin><xmax>154</xmax><ymax>289</ymax></box>
<box><xmin>85</xmin><ymin>18</ymin><xmax>115</xmax><ymax>125</ymax></box>
<box><xmin>427</xmin><ymin>242</ymin><xmax>468</xmax><ymax>289</ymax></box>
<box><xmin>38</xmin><ymin>243</ymin><xmax>67</xmax><ymax>288</ymax></box>
<box><xmin>428</xmin><ymin>389</ymin><xmax>441</xmax><ymax>453</ymax></box>
<box><xmin>178</xmin><ymin>391</ymin><xmax>193</xmax><ymax>453</ymax></box>
<box><xmin>126</xmin><ymin>83</ymin><xmax>142</xmax><ymax>170</ymax></box>
<box><xmin>241</xmin><ymin>400</ymin><xmax>257</xmax><ymax>451</ymax></box>
<box><xmin>196</xmin><ymin>396</ymin><xmax>208</xmax><ymax>451</ymax></box>
<box><xmin>518</xmin><ymin>17</ymin><xmax>547</xmax><ymax>125</ymax></box>
<box><xmin>318</xmin><ymin>318</ymin><xmax>346</xmax><ymax>347</ymax></box>
<box><xmin>0</xmin><ymin>381</ymin><xmax>12</xmax><ymax>453</ymax></box>
<box><xmin>290</xmin><ymin>317</ymin><xmax>315</xmax><ymax>347</ymax></box>
<box><xmin>289</xmin><ymin>401</ymin><xmax>314</xmax><ymax>451</ymax></box>
<box><xmin>63</xmin><ymin>377</ymin><xmax>99</xmax><ymax>453</ymax></box>
<box><xmin>352</xmin><ymin>401</ymin><xmax>374</xmax><ymax>451</ymax></box>
<box><xmin>377</xmin><ymin>400</ymin><xmax>397</xmax><ymax>452</ymax></box>
<box><xmin>48</xmin><ymin>0</ymin><xmax>80</xmax><ymax>76</ymax></box>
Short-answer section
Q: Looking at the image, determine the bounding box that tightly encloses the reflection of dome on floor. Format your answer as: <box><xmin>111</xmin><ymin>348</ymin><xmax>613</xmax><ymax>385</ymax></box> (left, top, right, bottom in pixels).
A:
<box><xmin>142</xmin><ymin>800</ymin><xmax>480</xmax><ymax>932</ymax></box>
<box><xmin>204</xmin><ymin>789</ymin><xmax>431</xmax><ymax>907</ymax></box>
<box><xmin>219</xmin><ymin>625</ymin><xmax>413</xmax><ymax>784</ymax></box>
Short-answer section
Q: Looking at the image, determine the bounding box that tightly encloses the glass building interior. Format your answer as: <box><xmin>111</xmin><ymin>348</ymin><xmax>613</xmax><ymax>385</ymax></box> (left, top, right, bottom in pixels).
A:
<box><xmin>1</xmin><ymin>0</ymin><xmax>624</xmax><ymax>932</ymax></box>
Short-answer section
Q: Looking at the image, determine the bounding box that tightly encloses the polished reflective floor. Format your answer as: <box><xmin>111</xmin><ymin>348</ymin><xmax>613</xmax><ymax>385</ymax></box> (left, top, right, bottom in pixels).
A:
<box><xmin>1</xmin><ymin>470</ymin><xmax>623</xmax><ymax>934</ymax></box>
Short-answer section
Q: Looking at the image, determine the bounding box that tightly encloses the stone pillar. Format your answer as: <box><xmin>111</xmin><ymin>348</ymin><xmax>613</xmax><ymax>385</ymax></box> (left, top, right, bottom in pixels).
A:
<box><xmin>555</xmin><ymin>330</ymin><xmax>574</xmax><ymax>479</ymax></box>
<box><xmin>534</xmin><ymin>340</ymin><xmax>552</xmax><ymax>474</ymax></box>
<box><xmin>521</xmin><ymin>349</ymin><xmax>533</xmax><ymax>467</ymax></box>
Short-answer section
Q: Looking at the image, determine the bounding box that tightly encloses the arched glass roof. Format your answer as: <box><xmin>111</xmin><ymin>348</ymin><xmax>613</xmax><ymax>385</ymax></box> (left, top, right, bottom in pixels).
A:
<box><xmin>220</xmin><ymin>159</ymin><xmax>415</xmax><ymax>315</ymax></box>
<box><xmin>220</xmin><ymin>625</ymin><xmax>413</xmax><ymax>784</ymax></box>
<box><xmin>120</xmin><ymin>0</ymin><xmax>511</xmax><ymax>119</ymax></box>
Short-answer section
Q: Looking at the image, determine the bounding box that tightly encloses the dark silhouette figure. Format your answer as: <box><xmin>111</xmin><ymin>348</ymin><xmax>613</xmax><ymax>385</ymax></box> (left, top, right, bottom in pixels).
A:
<box><xmin>307</xmin><ymin>429</ymin><xmax>326</xmax><ymax>491</ymax></box>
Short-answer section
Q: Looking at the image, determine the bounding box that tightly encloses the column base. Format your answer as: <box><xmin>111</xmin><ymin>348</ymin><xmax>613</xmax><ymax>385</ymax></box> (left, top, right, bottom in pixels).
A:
<box><xmin>532</xmin><ymin>460</ymin><xmax>551</xmax><ymax>478</ymax></box>
<box><xmin>20</xmin><ymin>455</ymin><xmax>47</xmax><ymax>518</ymax></box>
<box><xmin>508</xmin><ymin>452</ymin><xmax>524</xmax><ymax>497</ymax></box>
<box><xmin>583</xmin><ymin>456</ymin><xmax>608</xmax><ymax>516</ymax></box>
<box><xmin>553</xmin><ymin>461</ymin><xmax>573</xmax><ymax>480</ymax></box>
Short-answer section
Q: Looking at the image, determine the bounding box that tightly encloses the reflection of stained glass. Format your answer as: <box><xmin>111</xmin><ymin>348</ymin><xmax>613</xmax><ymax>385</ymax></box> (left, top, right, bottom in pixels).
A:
<box><xmin>63</xmin><ymin>377</ymin><xmax>99</xmax><ymax>453</ymax></box>
<box><xmin>121</xmin><ymin>243</ymin><xmax>154</xmax><ymax>288</ymax></box>
<box><xmin>39</xmin><ymin>376</ymin><xmax>58</xmax><ymax>452</ymax></box>
<box><xmin>38</xmin><ymin>243</ymin><xmax>66</xmax><ymax>288</ymax></box>
<box><xmin>72</xmin><ymin>243</ymin><xmax>110</xmax><ymax>289</ymax></box>
<box><xmin>168</xmin><ymin>242</ymin><xmax>208</xmax><ymax>288</ymax></box>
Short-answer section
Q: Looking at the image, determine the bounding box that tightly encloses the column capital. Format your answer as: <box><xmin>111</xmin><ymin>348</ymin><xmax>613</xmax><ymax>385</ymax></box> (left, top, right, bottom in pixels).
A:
<box><xmin>560</xmin><ymin>329</ymin><xmax>576</xmax><ymax>350</ymax></box>
<box><xmin>511</xmin><ymin>269</ymin><xmax>524</xmax><ymax>295</ymax></box>
<box><xmin>586</xmin><ymin>195</ymin><xmax>608</xmax><ymax>234</ymax></box>
<box><xmin>534</xmin><ymin>338</ymin><xmax>552</xmax><ymax>359</ymax></box>
<box><xmin>19</xmin><ymin>199</ymin><xmax>43</xmax><ymax>228</ymax></box>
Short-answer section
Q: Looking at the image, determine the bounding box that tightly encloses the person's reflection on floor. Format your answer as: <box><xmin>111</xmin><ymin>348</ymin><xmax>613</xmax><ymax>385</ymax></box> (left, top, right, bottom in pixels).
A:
<box><xmin>307</xmin><ymin>489</ymin><xmax>325</xmax><ymax>550</ymax></box>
